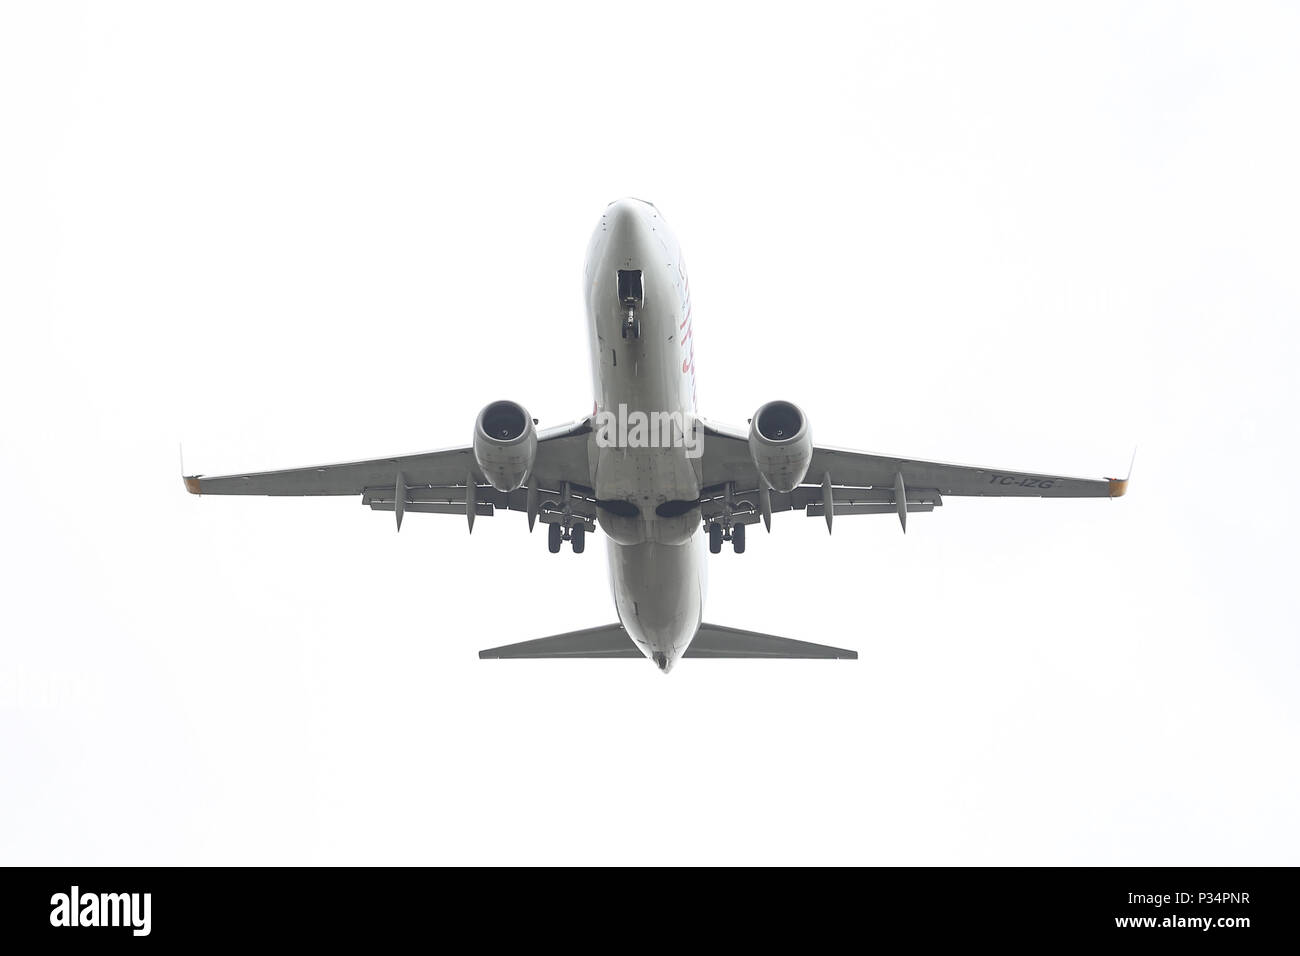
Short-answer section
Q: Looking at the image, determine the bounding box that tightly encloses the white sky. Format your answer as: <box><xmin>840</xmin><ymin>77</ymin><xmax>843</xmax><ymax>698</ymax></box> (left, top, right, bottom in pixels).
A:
<box><xmin>2</xmin><ymin>2</ymin><xmax>1297</xmax><ymax>864</ymax></box>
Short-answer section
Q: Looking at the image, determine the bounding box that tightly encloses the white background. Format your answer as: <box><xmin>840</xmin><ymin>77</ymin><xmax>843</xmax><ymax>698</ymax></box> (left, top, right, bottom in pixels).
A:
<box><xmin>2</xmin><ymin>2</ymin><xmax>1297</xmax><ymax>864</ymax></box>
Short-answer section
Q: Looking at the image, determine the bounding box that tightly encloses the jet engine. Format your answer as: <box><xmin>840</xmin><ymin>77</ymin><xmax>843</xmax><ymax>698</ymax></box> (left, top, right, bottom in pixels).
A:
<box><xmin>473</xmin><ymin>400</ymin><xmax>537</xmax><ymax>492</ymax></box>
<box><xmin>748</xmin><ymin>400</ymin><xmax>812</xmax><ymax>492</ymax></box>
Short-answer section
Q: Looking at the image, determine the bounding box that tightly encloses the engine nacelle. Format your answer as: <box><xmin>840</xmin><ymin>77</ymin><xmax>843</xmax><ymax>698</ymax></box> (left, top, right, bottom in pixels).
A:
<box><xmin>473</xmin><ymin>400</ymin><xmax>537</xmax><ymax>492</ymax></box>
<box><xmin>748</xmin><ymin>400</ymin><xmax>812</xmax><ymax>493</ymax></box>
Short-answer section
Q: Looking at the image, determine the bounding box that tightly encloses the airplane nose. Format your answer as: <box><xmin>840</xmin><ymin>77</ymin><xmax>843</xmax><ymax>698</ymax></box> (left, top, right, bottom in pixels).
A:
<box><xmin>603</xmin><ymin>198</ymin><xmax>641</xmax><ymax>237</ymax></box>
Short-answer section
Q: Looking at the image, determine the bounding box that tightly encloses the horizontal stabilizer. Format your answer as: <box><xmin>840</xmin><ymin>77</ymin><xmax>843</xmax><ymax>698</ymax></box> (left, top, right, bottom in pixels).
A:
<box><xmin>478</xmin><ymin>623</ymin><xmax>856</xmax><ymax>660</ymax></box>
<box><xmin>479</xmin><ymin>624</ymin><xmax>640</xmax><ymax>659</ymax></box>
<box><xmin>686</xmin><ymin>623</ymin><xmax>857</xmax><ymax>659</ymax></box>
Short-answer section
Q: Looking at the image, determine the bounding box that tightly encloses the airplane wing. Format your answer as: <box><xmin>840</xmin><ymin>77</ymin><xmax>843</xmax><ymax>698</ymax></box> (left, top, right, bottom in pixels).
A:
<box><xmin>696</xmin><ymin>418</ymin><xmax>1127</xmax><ymax>532</ymax></box>
<box><xmin>183</xmin><ymin>419</ymin><xmax>596</xmax><ymax>531</ymax></box>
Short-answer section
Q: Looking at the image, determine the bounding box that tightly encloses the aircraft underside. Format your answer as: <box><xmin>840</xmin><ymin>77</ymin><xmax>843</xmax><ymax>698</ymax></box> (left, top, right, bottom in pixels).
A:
<box><xmin>183</xmin><ymin>198</ymin><xmax>1128</xmax><ymax>672</ymax></box>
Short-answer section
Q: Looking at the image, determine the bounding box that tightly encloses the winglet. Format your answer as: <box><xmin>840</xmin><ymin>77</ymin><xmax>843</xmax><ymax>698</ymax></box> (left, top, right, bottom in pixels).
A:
<box><xmin>184</xmin><ymin>475</ymin><xmax>202</xmax><ymax>495</ymax></box>
<box><xmin>1107</xmin><ymin>447</ymin><xmax>1136</xmax><ymax>497</ymax></box>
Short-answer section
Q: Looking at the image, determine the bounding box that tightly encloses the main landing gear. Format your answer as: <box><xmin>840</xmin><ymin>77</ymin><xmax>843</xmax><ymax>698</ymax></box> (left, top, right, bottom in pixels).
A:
<box><xmin>547</xmin><ymin>521</ymin><xmax>585</xmax><ymax>554</ymax></box>
<box><xmin>707</xmin><ymin>480</ymin><xmax>747</xmax><ymax>554</ymax></box>
<box><xmin>707</xmin><ymin>521</ymin><xmax>746</xmax><ymax>554</ymax></box>
<box><xmin>546</xmin><ymin>481</ymin><xmax>586</xmax><ymax>553</ymax></box>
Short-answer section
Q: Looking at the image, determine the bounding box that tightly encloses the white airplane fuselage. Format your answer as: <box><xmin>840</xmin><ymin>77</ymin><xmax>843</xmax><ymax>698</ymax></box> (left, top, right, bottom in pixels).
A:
<box><xmin>584</xmin><ymin>199</ymin><xmax>704</xmax><ymax>672</ymax></box>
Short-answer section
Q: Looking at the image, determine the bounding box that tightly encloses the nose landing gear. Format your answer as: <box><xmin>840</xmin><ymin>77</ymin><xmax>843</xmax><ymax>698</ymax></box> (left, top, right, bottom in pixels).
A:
<box><xmin>622</xmin><ymin>307</ymin><xmax>640</xmax><ymax>340</ymax></box>
<box><xmin>617</xmin><ymin>269</ymin><xmax>643</xmax><ymax>340</ymax></box>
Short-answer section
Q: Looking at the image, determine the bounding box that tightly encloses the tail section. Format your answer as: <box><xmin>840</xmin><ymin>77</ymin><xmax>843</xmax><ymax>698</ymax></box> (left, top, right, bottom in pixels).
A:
<box><xmin>479</xmin><ymin>623</ymin><xmax>856</xmax><ymax>661</ymax></box>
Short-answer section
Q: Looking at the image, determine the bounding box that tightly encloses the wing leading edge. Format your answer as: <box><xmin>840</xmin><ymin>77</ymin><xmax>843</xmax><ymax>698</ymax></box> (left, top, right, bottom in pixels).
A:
<box><xmin>182</xmin><ymin>418</ymin><xmax>597</xmax><ymax>531</ymax></box>
<box><xmin>696</xmin><ymin>418</ymin><xmax>1127</xmax><ymax>532</ymax></box>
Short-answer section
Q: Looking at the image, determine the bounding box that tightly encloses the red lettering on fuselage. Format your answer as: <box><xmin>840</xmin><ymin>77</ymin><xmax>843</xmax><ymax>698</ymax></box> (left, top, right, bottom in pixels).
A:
<box><xmin>679</xmin><ymin>266</ymin><xmax>697</xmax><ymax>410</ymax></box>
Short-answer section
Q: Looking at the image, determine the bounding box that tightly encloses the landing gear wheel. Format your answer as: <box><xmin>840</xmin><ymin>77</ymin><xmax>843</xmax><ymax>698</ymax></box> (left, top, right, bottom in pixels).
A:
<box><xmin>571</xmin><ymin>523</ymin><xmax>586</xmax><ymax>554</ymax></box>
<box><xmin>732</xmin><ymin>522</ymin><xmax>746</xmax><ymax>554</ymax></box>
<box><xmin>708</xmin><ymin>522</ymin><xmax>723</xmax><ymax>554</ymax></box>
<box><xmin>547</xmin><ymin>522</ymin><xmax>562</xmax><ymax>553</ymax></box>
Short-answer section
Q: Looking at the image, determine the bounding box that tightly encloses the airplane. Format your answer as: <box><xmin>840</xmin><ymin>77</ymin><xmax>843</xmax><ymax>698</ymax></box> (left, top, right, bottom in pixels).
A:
<box><xmin>183</xmin><ymin>198</ymin><xmax>1129</xmax><ymax>672</ymax></box>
